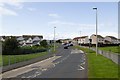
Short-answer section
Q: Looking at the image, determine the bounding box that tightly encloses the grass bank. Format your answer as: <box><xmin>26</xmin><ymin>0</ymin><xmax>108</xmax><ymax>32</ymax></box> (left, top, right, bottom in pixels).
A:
<box><xmin>2</xmin><ymin>44</ymin><xmax>60</xmax><ymax>66</ymax></box>
<box><xmin>98</xmin><ymin>46</ymin><xmax>119</xmax><ymax>54</ymax></box>
<box><xmin>2</xmin><ymin>52</ymin><xmax>48</xmax><ymax>66</ymax></box>
<box><xmin>74</xmin><ymin>46</ymin><xmax>119</xmax><ymax>78</ymax></box>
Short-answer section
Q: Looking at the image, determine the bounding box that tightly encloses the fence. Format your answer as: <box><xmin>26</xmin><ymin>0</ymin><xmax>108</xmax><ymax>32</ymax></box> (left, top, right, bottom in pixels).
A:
<box><xmin>90</xmin><ymin>47</ymin><xmax>120</xmax><ymax>64</ymax></box>
<box><xmin>2</xmin><ymin>48</ymin><xmax>53</xmax><ymax>67</ymax></box>
<box><xmin>1</xmin><ymin>44</ymin><xmax>61</xmax><ymax>72</ymax></box>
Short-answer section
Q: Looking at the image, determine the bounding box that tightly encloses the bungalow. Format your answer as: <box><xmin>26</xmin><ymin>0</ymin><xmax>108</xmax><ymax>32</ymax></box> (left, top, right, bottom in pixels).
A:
<box><xmin>90</xmin><ymin>34</ymin><xmax>104</xmax><ymax>44</ymax></box>
<box><xmin>104</xmin><ymin>36</ymin><xmax>118</xmax><ymax>44</ymax></box>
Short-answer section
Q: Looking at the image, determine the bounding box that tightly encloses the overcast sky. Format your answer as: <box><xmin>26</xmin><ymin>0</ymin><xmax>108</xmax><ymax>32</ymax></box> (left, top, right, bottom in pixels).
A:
<box><xmin>0</xmin><ymin>0</ymin><xmax>118</xmax><ymax>40</ymax></box>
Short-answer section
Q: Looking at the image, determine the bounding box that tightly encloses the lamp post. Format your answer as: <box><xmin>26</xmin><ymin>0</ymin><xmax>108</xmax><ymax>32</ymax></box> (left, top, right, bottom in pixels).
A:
<box><xmin>80</xmin><ymin>31</ymin><xmax>81</xmax><ymax>46</ymax></box>
<box><xmin>93</xmin><ymin>7</ymin><xmax>98</xmax><ymax>56</ymax></box>
<box><xmin>54</xmin><ymin>26</ymin><xmax>56</xmax><ymax>52</ymax></box>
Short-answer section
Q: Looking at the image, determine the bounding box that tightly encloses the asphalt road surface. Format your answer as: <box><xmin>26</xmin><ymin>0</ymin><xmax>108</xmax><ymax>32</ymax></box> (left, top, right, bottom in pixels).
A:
<box><xmin>2</xmin><ymin>45</ymin><xmax>88</xmax><ymax>78</ymax></box>
<box><xmin>17</xmin><ymin>45</ymin><xmax>88</xmax><ymax>78</ymax></box>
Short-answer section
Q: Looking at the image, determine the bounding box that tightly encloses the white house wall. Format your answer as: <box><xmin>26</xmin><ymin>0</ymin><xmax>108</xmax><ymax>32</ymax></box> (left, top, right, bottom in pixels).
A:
<box><xmin>78</xmin><ymin>37</ymin><xmax>89</xmax><ymax>44</ymax></box>
<box><xmin>32</xmin><ymin>37</ymin><xmax>41</xmax><ymax>41</ymax></box>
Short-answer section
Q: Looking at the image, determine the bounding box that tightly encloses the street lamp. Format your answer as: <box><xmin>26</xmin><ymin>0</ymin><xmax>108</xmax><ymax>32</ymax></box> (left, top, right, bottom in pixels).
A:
<box><xmin>54</xmin><ymin>26</ymin><xmax>56</xmax><ymax>52</ymax></box>
<box><xmin>93</xmin><ymin>7</ymin><xmax>98</xmax><ymax>56</ymax></box>
<box><xmin>79</xmin><ymin>31</ymin><xmax>81</xmax><ymax>46</ymax></box>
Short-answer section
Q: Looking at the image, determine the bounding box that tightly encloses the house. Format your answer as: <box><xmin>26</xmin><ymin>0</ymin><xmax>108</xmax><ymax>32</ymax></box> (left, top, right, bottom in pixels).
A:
<box><xmin>22</xmin><ymin>35</ymin><xmax>43</xmax><ymax>46</ymax></box>
<box><xmin>78</xmin><ymin>36</ymin><xmax>89</xmax><ymax>44</ymax></box>
<box><xmin>17</xmin><ymin>36</ymin><xmax>24</xmax><ymax>41</ymax></box>
<box><xmin>32</xmin><ymin>35</ymin><xmax>43</xmax><ymax>42</ymax></box>
<box><xmin>0</xmin><ymin>35</ymin><xmax>43</xmax><ymax>46</ymax></box>
<box><xmin>62</xmin><ymin>39</ymin><xmax>72</xmax><ymax>43</ymax></box>
<box><xmin>32</xmin><ymin>35</ymin><xmax>43</xmax><ymax>46</ymax></box>
<box><xmin>22</xmin><ymin>35</ymin><xmax>32</xmax><ymax>46</ymax></box>
<box><xmin>90</xmin><ymin>34</ymin><xmax>104</xmax><ymax>44</ymax></box>
<box><xmin>16</xmin><ymin>36</ymin><xmax>25</xmax><ymax>45</ymax></box>
<box><xmin>118</xmin><ymin>39</ymin><xmax>120</xmax><ymax>44</ymax></box>
<box><xmin>104</xmin><ymin>36</ymin><xmax>118</xmax><ymax>44</ymax></box>
<box><xmin>73</xmin><ymin>36</ymin><xmax>89</xmax><ymax>44</ymax></box>
<box><xmin>0</xmin><ymin>36</ymin><xmax>13</xmax><ymax>42</ymax></box>
<box><xmin>0</xmin><ymin>36</ymin><xmax>5</xmax><ymax>42</ymax></box>
<box><xmin>73</xmin><ymin>37</ymin><xmax>80</xmax><ymax>44</ymax></box>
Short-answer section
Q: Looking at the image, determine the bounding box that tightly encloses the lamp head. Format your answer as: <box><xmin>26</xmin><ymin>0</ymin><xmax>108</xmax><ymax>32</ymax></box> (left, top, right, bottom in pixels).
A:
<box><xmin>93</xmin><ymin>7</ymin><xmax>97</xmax><ymax>10</ymax></box>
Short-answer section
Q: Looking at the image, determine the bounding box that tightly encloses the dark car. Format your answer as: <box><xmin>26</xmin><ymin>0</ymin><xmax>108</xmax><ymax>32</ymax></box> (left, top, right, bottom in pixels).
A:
<box><xmin>63</xmin><ymin>43</ymin><xmax>67</xmax><ymax>45</ymax></box>
<box><xmin>64</xmin><ymin>44</ymin><xmax>69</xmax><ymax>49</ymax></box>
<box><xmin>69</xmin><ymin>43</ymin><xmax>73</xmax><ymax>46</ymax></box>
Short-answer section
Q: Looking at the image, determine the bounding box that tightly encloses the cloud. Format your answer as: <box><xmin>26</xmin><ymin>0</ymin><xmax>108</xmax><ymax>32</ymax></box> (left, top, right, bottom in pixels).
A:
<box><xmin>48</xmin><ymin>20</ymin><xmax>117</xmax><ymax>31</ymax></box>
<box><xmin>0</xmin><ymin>7</ymin><xmax>17</xmax><ymax>16</ymax></box>
<box><xmin>0</xmin><ymin>3</ymin><xmax>4</xmax><ymax>7</ymax></box>
<box><xmin>48</xmin><ymin>20</ymin><xmax>59</xmax><ymax>24</ymax></box>
<box><xmin>47</xmin><ymin>20</ymin><xmax>118</xmax><ymax>39</ymax></box>
<box><xmin>1</xmin><ymin>0</ymin><xmax>24</xmax><ymax>9</ymax></box>
<box><xmin>48</xmin><ymin>13</ymin><xmax>61</xmax><ymax>18</ymax></box>
<box><xmin>27</xmin><ymin>8</ymin><xmax>36</xmax><ymax>11</ymax></box>
<box><xmin>0</xmin><ymin>0</ymin><xmax>24</xmax><ymax>16</ymax></box>
<box><xmin>48</xmin><ymin>20</ymin><xmax>95</xmax><ymax>30</ymax></box>
<box><xmin>43</xmin><ymin>33</ymin><xmax>73</xmax><ymax>40</ymax></box>
<box><xmin>98</xmin><ymin>32</ymin><xmax>118</xmax><ymax>38</ymax></box>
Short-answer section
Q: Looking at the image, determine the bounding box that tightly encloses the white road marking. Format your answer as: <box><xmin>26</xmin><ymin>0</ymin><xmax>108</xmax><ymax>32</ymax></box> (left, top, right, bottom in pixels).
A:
<box><xmin>54</xmin><ymin>54</ymin><xmax>70</xmax><ymax>65</ymax></box>
<box><xmin>42</xmin><ymin>68</ymin><xmax>47</xmax><ymax>71</ymax></box>
<box><xmin>84</xmin><ymin>58</ymin><xmax>86</xmax><ymax>61</ymax></box>
<box><xmin>1</xmin><ymin>56</ymin><xmax>61</xmax><ymax>78</ymax></box>
<box><xmin>81</xmin><ymin>62</ymin><xmax>85</xmax><ymax>65</ymax></box>
<box><xmin>71</xmin><ymin>49</ymin><xmax>84</xmax><ymax>54</ymax></box>
<box><xmin>21</xmin><ymin>76</ymin><xmax>25</xmax><ymax>78</ymax></box>
<box><xmin>78</xmin><ymin>65</ymin><xmax>85</xmax><ymax>70</ymax></box>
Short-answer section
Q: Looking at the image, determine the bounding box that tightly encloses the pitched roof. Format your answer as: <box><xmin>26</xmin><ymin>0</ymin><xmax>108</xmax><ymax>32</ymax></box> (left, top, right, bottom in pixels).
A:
<box><xmin>92</xmin><ymin>34</ymin><xmax>104</xmax><ymax>38</ymax></box>
<box><xmin>1</xmin><ymin>36</ymin><xmax>13</xmax><ymax>39</ymax></box>
<box><xmin>80</xmin><ymin>36</ymin><xmax>88</xmax><ymax>38</ymax></box>
<box><xmin>106</xmin><ymin>36</ymin><xmax>117</xmax><ymax>40</ymax></box>
<box><xmin>104</xmin><ymin>40</ymin><xmax>111</xmax><ymax>43</ymax></box>
<box><xmin>23</xmin><ymin>35</ymin><xmax>43</xmax><ymax>40</ymax></box>
<box><xmin>73</xmin><ymin>37</ymin><xmax>80</xmax><ymax>40</ymax></box>
<box><xmin>31</xmin><ymin>35</ymin><xmax>43</xmax><ymax>39</ymax></box>
<box><xmin>23</xmin><ymin>35</ymin><xmax>31</xmax><ymax>40</ymax></box>
<box><xmin>73</xmin><ymin>36</ymin><xmax>88</xmax><ymax>40</ymax></box>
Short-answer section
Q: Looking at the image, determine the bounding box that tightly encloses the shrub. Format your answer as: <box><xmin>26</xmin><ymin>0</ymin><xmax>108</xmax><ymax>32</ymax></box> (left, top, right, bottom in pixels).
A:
<box><xmin>2</xmin><ymin>36</ymin><xmax>19</xmax><ymax>55</ymax></box>
<box><xmin>40</xmin><ymin>40</ymin><xmax>48</xmax><ymax>48</ymax></box>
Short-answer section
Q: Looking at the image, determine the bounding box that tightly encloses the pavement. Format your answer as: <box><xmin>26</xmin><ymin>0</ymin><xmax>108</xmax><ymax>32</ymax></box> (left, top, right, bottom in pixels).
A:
<box><xmin>1</xmin><ymin>45</ymin><xmax>88</xmax><ymax>78</ymax></box>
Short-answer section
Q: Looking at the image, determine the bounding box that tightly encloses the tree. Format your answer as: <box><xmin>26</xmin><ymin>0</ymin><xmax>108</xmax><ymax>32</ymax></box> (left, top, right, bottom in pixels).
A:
<box><xmin>40</xmin><ymin>40</ymin><xmax>48</xmax><ymax>48</ymax></box>
<box><xmin>2</xmin><ymin>36</ymin><xmax>19</xmax><ymax>55</ymax></box>
<box><xmin>56</xmin><ymin>39</ymin><xmax>62</xmax><ymax>43</ymax></box>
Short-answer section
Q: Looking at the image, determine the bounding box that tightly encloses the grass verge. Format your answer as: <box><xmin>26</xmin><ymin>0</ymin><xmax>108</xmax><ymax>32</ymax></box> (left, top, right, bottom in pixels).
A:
<box><xmin>98</xmin><ymin>46</ymin><xmax>120</xmax><ymax>54</ymax></box>
<box><xmin>2</xmin><ymin>52</ymin><xmax>48</xmax><ymax>66</ymax></box>
<box><xmin>74</xmin><ymin>46</ymin><xmax>119</xmax><ymax>78</ymax></box>
<box><xmin>2</xmin><ymin>44</ymin><xmax>60</xmax><ymax>66</ymax></box>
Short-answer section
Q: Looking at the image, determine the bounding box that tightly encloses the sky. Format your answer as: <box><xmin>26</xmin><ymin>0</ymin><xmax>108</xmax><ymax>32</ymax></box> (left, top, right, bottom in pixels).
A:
<box><xmin>0</xmin><ymin>0</ymin><xmax>118</xmax><ymax>40</ymax></box>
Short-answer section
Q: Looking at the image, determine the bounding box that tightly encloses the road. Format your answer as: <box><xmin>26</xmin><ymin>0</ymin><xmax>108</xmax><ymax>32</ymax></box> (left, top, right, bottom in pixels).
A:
<box><xmin>2</xmin><ymin>45</ymin><xmax>88</xmax><ymax>78</ymax></box>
